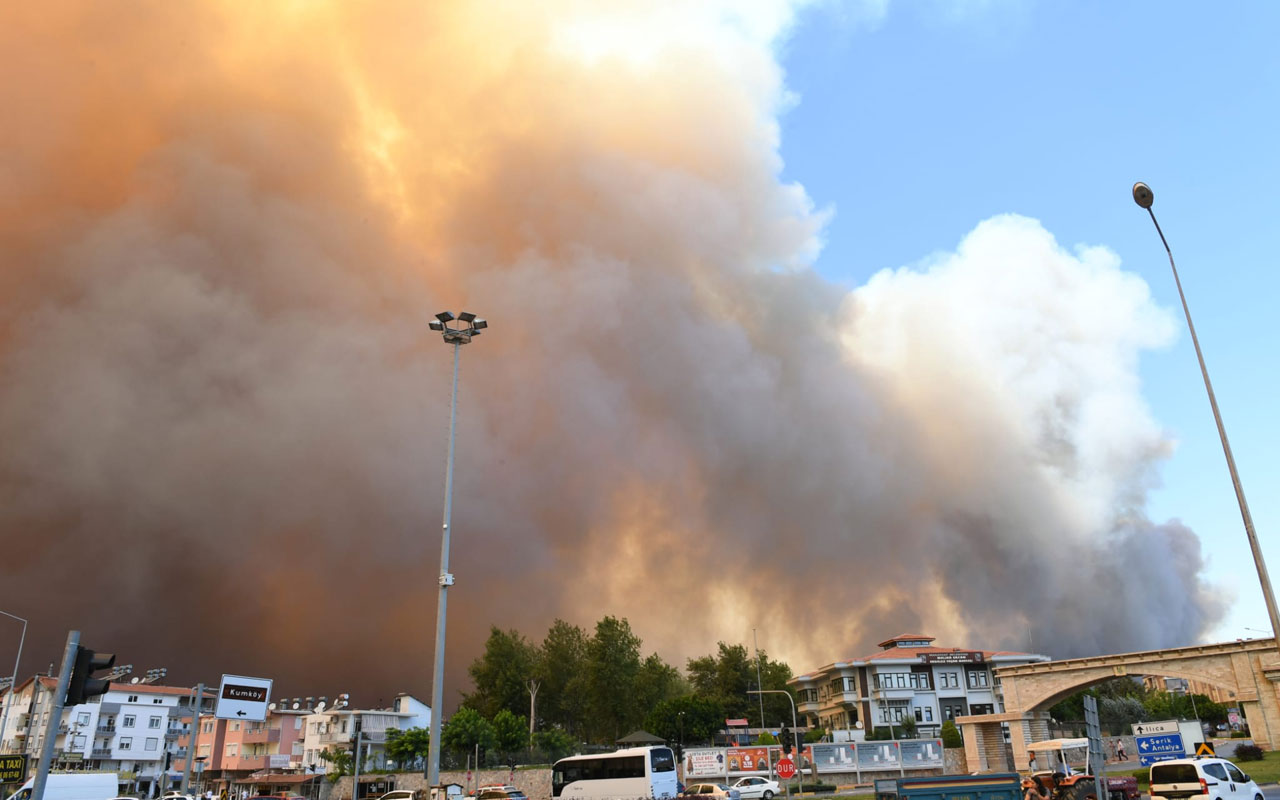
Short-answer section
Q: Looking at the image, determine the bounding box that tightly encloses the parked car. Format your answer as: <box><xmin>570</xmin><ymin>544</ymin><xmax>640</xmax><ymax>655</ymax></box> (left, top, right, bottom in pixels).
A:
<box><xmin>377</xmin><ymin>791</ymin><xmax>418</xmax><ymax>800</ymax></box>
<box><xmin>475</xmin><ymin>787</ymin><xmax>528</xmax><ymax>800</ymax></box>
<box><xmin>730</xmin><ymin>778</ymin><xmax>779</xmax><ymax>800</ymax></box>
<box><xmin>1149</xmin><ymin>757</ymin><xmax>1262</xmax><ymax>800</ymax></box>
<box><xmin>682</xmin><ymin>784</ymin><xmax>741</xmax><ymax>800</ymax></box>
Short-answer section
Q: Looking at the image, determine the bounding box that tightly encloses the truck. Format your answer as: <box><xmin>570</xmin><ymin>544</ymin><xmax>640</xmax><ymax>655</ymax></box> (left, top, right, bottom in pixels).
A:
<box><xmin>4</xmin><ymin>772</ymin><xmax>119</xmax><ymax>800</ymax></box>
<box><xmin>880</xmin><ymin>773</ymin><xmax>1024</xmax><ymax>800</ymax></box>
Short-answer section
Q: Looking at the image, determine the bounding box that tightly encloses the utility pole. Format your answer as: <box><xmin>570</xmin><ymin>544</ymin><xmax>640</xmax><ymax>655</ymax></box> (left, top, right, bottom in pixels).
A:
<box><xmin>32</xmin><ymin>631</ymin><xmax>77</xmax><ymax>800</ymax></box>
<box><xmin>181</xmin><ymin>684</ymin><xmax>204</xmax><ymax>796</ymax></box>
<box><xmin>752</xmin><ymin>630</ymin><xmax>766</xmax><ymax>731</ymax></box>
<box><xmin>526</xmin><ymin>680</ymin><xmax>540</xmax><ymax>754</ymax></box>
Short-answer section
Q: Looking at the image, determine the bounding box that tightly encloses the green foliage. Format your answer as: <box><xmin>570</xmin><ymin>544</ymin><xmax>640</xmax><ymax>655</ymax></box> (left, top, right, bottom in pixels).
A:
<box><xmin>533</xmin><ymin>728</ymin><xmax>577</xmax><ymax>762</ymax></box>
<box><xmin>585</xmin><ymin>616</ymin><xmax>644</xmax><ymax>740</ymax></box>
<box><xmin>941</xmin><ymin>720</ymin><xmax>962</xmax><ymax>748</ymax></box>
<box><xmin>493</xmin><ymin>709</ymin><xmax>530</xmax><ymax>763</ymax></box>
<box><xmin>644</xmin><ymin>695</ymin><xmax>726</xmax><ymax>746</ymax></box>
<box><xmin>318</xmin><ymin>746</ymin><xmax>352</xmax><ymax>780</ymax></box>
<box><xmin>1100</xmin><ymin>696</ymin><xmax>1147</xmax><ymax>730</ymax></box>
<box><xmin>537</xmin><ymin>620</ymin><xmax>590</xmax><ymax>736</ymax></box>
<box><xmin>756</xmin><ymin>732</ymin><xmax>778</xmax><ymax>745</ymax></box>
<box><xmin>1237</xmin><ymin>744</ymin><xmax>1264</xmax><ymax>761</ymax></box>
<box><xmin>804</xmin><ymin>728</ymin><xmax>826</xmax><ymax>744</ymax></box>
<box><xmin>899</xmin><ymin>717</ymin><xmax>917</xmax><ymax>738</ymax></box>
<box><xmin>686</xmin><ymin>642</ymin><xmax>795</xmax><ymax>725</ymax></box>
<box><xmin>463</xmin><ymin>627</ymin><xmax>539</xmax><ymax>720</ymax></box>
<box><xmin>1232</xmin><ymin>730</ymin><xmax>1251</xmax><ymax>738</ymax></box>
<box><xmin>384</xmin><ymin>727</ymin><xmax>431</xmax><ymax>770</ymax></box>
<box><xmin>443</xmin><ymin>707</ymin><xmax>497</xmax><ymax>757</ymax></box>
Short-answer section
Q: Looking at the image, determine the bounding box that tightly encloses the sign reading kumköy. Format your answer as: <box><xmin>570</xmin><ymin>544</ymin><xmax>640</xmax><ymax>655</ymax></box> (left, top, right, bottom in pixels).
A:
<box><xmin>920</xmin><ymin>651</ymin><xmax>985</xmax><ymax>664</ymax></box>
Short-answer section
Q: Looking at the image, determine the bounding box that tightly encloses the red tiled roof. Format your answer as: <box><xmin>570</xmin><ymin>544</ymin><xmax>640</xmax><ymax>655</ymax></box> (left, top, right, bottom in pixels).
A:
<box><xmin>108</xmin><ymin>683</ymin><xmax>214</xmax><ymax>697</ymax></box>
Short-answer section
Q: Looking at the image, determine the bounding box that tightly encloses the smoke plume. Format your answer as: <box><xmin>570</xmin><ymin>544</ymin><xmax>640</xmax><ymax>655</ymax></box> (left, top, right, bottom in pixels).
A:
<box><xmin>0</xmin><ymin>1</ymin><xmax>1222</xmax><ymax>702</ymax></box>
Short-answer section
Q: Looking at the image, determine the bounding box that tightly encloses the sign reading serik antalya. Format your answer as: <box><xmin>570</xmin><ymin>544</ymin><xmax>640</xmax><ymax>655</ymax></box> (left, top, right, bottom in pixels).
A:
<box><xmin>920</xmin><ymin>652</ymin><xmax>984</xmax><ymax>664</ymax></box>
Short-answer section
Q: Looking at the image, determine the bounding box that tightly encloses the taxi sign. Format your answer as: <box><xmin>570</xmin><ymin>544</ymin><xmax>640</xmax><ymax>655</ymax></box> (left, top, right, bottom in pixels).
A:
<box><xmin>0</xmin><ymin>754</ymin><xmax>28</xmax><ymax>784</ymax></box>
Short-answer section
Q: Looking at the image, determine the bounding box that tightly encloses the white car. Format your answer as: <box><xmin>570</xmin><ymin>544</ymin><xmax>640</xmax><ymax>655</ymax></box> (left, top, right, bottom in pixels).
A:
<box><xmin>730</xmin><ymin>778</ymin><xmax>779</xmax><ymax>800</ymax></box>
<box><xmin>1149</xmin><ymin>757</ymin><xmax>1262</xmax><ymax>800</ymax></box>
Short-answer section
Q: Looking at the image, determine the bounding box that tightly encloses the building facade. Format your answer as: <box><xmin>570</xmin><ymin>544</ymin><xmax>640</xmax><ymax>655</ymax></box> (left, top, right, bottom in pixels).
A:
<box><xmin>301</xmin><ymin>695</ymin><xmax>431</xmax><ymax>773</ymax></box>
<box><xmin>789</xmin><ymin>634</ymin><xmax>1050</xmax><ymax>740</ymax></box>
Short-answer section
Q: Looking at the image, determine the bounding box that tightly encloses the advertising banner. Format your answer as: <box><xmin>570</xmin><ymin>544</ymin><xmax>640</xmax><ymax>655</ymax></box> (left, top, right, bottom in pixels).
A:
<box><xmin>809</xmin><ymin>743</ymin><xmax>859</xmax><ymax>774</ymax></box>
<box><xmin>685</xmin><ymin>749</ymin><xmax>726</xmax><ymax>778</ymax></box>
<box><xmin>857</xmin><ymin>742</ymin><xmax>901</xmax><ymax>769</ymax></box>
<box><xmin>727</xmin><ymin>748</ymin><xmax>768</xmax><ymax>774</ymax></box>
<box><xmin>899</xmin><ymin>740</ymin><xmax>944</xmax><ymax>768</ymax></box>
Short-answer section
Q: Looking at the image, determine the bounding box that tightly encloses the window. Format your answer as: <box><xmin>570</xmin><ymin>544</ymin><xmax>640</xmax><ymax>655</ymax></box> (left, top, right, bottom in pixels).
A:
<box><xmin>153</xmin><ymin>698</ymin><xmax>162</xmax><ymax>704</ymax></box>
<box><xmin>203</xmin><ymin>721</ymin><xmax>214</xmax><ymax>733</ymax></box>
<box><xmin>909</xmin><ymin>672</ymin><xmax>932</xmax><ymax>690</ymax></box>
<box><xmin>123</xmin><ymin>715</ymin><xmax>135</xmax><ymax>728</ymax></box>
<box><xmin>924</xmin><ymin>708</ymin><xmax>933</xmax><ymax>722</ymax></box>
<box><xmin>127</xmin><ymin>695</ymin><xmax>138</xmax><ymax>703</ymax></box>
<box><xmin>198</xmin><ymin>745</ymin><xmax>211</xmax><ymax>758</ymax></box>
<box><xmin>967</xmin><ymin>670</ymin><xmax>989</xmax><ymax>689</ymax></box>
<box><xmin>73</xmin><ymin>735</ymin><xmax>86</xmax><ymax>749</ymax></box>
<box><xmin>226</xmin><ymin>743</ymin><xmax>238</xmax><ymax>757</ymax></box>
<box><xmin>120</xmin><ymin>737</ymin><xmax>132</xmax><ymax>750</ymax></box>
<box><xmin>914</xmin><ymin>708</ymin><xmax>923</xmax><ymax>722</ymax></box>
<box><xmin>231</xmin><ymin>721</ymin><xmax>240</xmax><ymax>731</ymax></box>
<box><xmin>306</xmin><ymin>749</ymin><xmax>315</xmax><ymax>764</ymax></box>
<box><xmin>77</xmin><ymin>713</ymin><xmax>90</xmax><ymax>726</ymax></box>
<box><xmin>145</xmin><ymin>738</ymin><xmax>159</xmax><ymax>751</ymax></box>
<box><xmin>650</xmin><ymin>748</ymin><xmax>675</xmax><ymax>773</ymax></box>
<box><xmin>1225</xmin><ymin>764</ymin><xmax>1247</xmax><ymax>783</ymax></box>
<box><xmin>1202</xmin><ymin>764</ymin><xmax>1228</xmax><ymax>781</ymax></box>
<box><xmin>149</xmin><ymin>717</ymin><xmax>161</xmax><ymax>729</ymax></box>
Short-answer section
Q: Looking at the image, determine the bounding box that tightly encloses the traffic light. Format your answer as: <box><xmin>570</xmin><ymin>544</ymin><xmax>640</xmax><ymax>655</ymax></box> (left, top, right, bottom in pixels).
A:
<box><xmin>65</xmin><ymin>646</ymin><xmax>115</xmax><ymax>706</ymax></box>
<box><xmin>779</xmin><ymin>726</ymin><xmax>793</xmax><ymax>755</ymax></box>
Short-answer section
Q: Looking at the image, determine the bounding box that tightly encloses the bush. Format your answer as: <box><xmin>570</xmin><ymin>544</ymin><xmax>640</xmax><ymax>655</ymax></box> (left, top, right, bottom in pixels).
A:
<box><xmin>1232</xmin><ymin>731</ymin><xmax>1251</xmax><ymax>739</ymax></box>
<box><xmin>941</xmin><ymin>720</ymin><xmax>963</xmax><ymax>749</ymax></box>
<box><xmin>799</xmin><ymin>783</ymin><xmax>836</xmax><ymax>794</ymax></box>
<box><xmin>1235</xmin><ymin>744</ymin><xmax>1264</xmax><ymax>761</ymax></box>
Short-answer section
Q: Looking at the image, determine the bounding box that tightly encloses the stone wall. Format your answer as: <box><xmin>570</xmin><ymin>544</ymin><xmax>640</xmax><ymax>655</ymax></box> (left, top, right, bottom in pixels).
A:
<box><xmin>943</xmin><ymin>748</ymin><xmax>968</xmax><ymax>775</ymax></box>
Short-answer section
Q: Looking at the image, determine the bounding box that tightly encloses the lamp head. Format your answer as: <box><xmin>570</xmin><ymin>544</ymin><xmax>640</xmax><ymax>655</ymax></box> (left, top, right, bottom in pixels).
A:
<box><xmin>428</xmin><ymin>319</ymin><xmax>444</xmax><ymax>332</ymax></box>
<box><xmin>1132</xmin><ymin>182</ymin><xmax>1154</xmax><ymax>209</ymax></box>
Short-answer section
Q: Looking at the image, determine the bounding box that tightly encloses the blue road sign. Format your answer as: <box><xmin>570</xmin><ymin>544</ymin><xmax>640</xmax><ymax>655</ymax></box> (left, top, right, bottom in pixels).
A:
<box><xmin>1136</xmin><ymin>733</ymin><xmax>1184</xmax><ymax>755</ymax></box>
<box><xmin>1140</xmin><ymin>753</ymin><xmax>1180</xmax><ymax>767</ymax></box>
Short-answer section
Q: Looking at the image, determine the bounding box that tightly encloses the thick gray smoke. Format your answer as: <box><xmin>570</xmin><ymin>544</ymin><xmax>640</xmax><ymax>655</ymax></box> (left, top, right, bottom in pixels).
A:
<box><xmin>0</xmin><ymin>1</ymin><xmax>1222</xmax><ymax>702</ymax></box>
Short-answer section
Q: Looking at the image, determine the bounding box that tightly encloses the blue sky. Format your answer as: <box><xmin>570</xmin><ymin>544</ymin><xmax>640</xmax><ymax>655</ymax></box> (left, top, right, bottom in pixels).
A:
<box><xmin>777</xmin><ymin>1</ymin><xmax>1280</xmax><ymax>643</ymax></box>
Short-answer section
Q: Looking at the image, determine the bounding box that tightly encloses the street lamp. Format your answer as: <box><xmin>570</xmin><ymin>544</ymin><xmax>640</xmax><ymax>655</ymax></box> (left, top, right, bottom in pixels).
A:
<box><xmin>0</xmin><ymin>611</ymin><xmax>27</xmax><ymax>755</ymax></box>
<box><xmin>425</xmin><ymin>311</ymin><xmax>488</xmax><ymax>789</ymax></box>
<box><xmin>747</xmin><ymin>691</ymin><xmax>798</xmax><ymax>800</ymax></box>
<box><xmin>1132</xmin><ymin>183</ymin><xmax>1280</xmax><ymax>662</ymax></box>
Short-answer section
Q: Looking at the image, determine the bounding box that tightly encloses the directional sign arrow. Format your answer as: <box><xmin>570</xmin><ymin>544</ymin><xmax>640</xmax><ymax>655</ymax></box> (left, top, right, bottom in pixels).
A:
<box><xmin>237</xmin><ymin>710</ymin><xmax>246</xmax><ymax>717</ymax></box>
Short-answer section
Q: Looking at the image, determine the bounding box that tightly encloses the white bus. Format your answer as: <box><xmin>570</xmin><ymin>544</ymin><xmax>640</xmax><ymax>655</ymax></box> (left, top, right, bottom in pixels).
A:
<box><xmin>553</xmin><ymin>745</ymin><xmax>679</xmax><ymax>800</ymax></box>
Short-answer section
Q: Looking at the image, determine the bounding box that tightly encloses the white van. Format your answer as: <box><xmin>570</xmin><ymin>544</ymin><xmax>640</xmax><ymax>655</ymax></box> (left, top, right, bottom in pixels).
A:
<box><xmin>5</xmin><ymin>773</ymin><xmax>119</xmax><ymax>800</ymax></box>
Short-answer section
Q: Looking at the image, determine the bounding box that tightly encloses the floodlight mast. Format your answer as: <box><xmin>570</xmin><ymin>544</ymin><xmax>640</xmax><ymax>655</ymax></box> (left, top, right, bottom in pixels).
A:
<box><xmin>425</xmin><ymin>311</ymin><xmax>486</xmax><ymax>789</ymax></box>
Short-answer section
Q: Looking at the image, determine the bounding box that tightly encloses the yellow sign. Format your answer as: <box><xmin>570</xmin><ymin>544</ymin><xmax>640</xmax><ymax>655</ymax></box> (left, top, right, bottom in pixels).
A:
<box><xmin>0</xmin><ymin>754</ymin><xmax>28</xmax><ymax>784</ymax></box>
<box><xmin>1196</xmin><ymin>742</ymin><xmax>1216</xmax><ymax>756</ymax></box>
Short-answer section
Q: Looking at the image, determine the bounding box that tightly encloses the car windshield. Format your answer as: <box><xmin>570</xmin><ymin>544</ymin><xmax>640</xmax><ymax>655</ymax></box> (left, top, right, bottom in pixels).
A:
<box><xmin>1151</xmin><ymin>764</ymin><xmax>1200</xmax><ymax>783</ymax></box>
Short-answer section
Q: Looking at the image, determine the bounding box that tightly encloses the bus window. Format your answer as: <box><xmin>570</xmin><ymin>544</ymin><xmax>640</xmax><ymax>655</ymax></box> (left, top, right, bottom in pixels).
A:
<box><xmin>651</xmin><ymin>748</ymin><xmax>675</xmax><ymax>773</ymax></box>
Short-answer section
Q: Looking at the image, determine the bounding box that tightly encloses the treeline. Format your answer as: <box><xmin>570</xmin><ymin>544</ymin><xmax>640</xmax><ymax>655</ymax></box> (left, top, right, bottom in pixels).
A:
<box><xmin>461</xmin><ymin>616</ymin><xmax>796</xmax><ymax>746</ymax></box>
<box><xmin>1049</xmin><ymin>677</ymin><xmax>1232</xmax><ymax>734</ymax></box>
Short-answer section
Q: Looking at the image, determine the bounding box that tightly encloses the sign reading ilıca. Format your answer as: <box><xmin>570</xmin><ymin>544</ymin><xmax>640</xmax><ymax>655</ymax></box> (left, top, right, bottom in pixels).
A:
<box><xmin>0</xmin><ymin>754</ymin><xmax>28</xmax><ymax>783</ymax></box>
<box><xmin>920</xmin><ymin>652</ymin><xmax>984</xmax><ymax>664</ymax></box>
<box><xmin>215</xmin><ymin>674</ymin><xmax>273</xmax><ymax>722</ymax></box>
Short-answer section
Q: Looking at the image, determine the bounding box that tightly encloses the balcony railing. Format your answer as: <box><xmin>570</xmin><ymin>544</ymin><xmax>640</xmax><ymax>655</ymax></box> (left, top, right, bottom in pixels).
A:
<box><xmin>240</xmin><ymin>728</ymin><xmax>281</xmax><ymax>744</ymax></box>
<box><xmin>318</xmin><ymin>731</ymin><xmax>352</xmax><ymax>744</ymax></box>
<box><xmin>224</xmin><ymin>755</ymin><xmax>265</xmax><ymax>770</ymax></box>
<box><xmin>91</xmin><ymin>748</ymin><xmax>112</xmax><ymax>758</ymax></box>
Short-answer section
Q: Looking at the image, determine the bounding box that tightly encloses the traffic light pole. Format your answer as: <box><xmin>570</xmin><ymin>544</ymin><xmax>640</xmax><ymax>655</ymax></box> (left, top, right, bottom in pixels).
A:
<box><xmin>32</xmin><ymin>631</ymin><xmax>78</xmax><ymax>800</ymax></box>
<box><xmin>181</xmin><ymin>683</ymin><xmax>205</xmax><ymax>796</ymax></box>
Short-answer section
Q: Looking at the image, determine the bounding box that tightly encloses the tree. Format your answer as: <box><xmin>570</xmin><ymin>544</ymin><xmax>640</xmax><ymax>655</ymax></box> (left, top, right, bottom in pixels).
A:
<box><xmin>686</xmin><ymin>642</ymin><xmax>794</xmax><ymax>725</ymax></box>
<box><xmin>537</xmin><ymin>620</ymin><xmax>590</xmax><ymax>735</ymax></box>
<box><xmin>755</xmin><ymin>732</ymin><xmax>778</xmax><ymax>745</ymax></box>
<box><xmin>585</xmin><ymin>616</ymin><xmax>643</xmax><ymax>740</ymax></box>
<box><xmin>385</xmin><ymin>727</ymin><xmax>431</xmax><ymax>770</ymax></box>
<box><xmin>318</xmin><ymin>746</ymin><xmax>353</xmax><ymax>780</ymax></box>
<box><xmin>493</xmin><ymin>709</ymin><xmax>530</xmax><ymax>765</ymax></box>
<box><xmin>442</xmin><ymin>707</ymin><xmax>497</xmax><ymax>761</ymax></box>
<box><xmin>804</xmin><ymin>727</ymin><xmax>827</xmax><ymax>744</ymax></box>
<box><xmin>644</xmin><ymin>695</ymin><xmax>726</xmax><ymax>746</ymax></box>
<box><xmin>1101</xmin><ymin>697</ymin><xmax>1147</xmax><ymax>732</ymax></box>
<box><xmin>464</xmin><ymin>627</ymin><xmax>539</xmax><ymax>720</ymax></box>
<box><xmin>533</xmin><ymin>728</ymin><xmax>577</xmax><ymax>762</ymax></box>
<box><xmin>634</xmin><ymin>653</ymin><xmax>685</xmax><ymax>713</ymax></box>
<box><xmin>940</xmin><ymin>721</ymin><xmax>962</xmax><ymax>748</ymax></box>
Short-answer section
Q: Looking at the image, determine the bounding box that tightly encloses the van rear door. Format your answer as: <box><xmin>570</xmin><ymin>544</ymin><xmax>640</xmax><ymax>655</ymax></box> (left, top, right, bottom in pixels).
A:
<box><xmin>1150</xmin><ymin>763</ymin><xmax>1204</xmax><ymax>800</ymax></box>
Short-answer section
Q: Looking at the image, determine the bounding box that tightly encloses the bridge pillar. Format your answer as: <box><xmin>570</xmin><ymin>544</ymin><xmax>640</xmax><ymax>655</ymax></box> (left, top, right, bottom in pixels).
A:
<box><xmin>961</xmin><ymin>720</ymin><xmax>984</xmax><ymax>772</ymax></box>
<box><xmin>1008</xmin><ymin>718</ymin><xmax>1029</xmax><ymax>771</ymax></box>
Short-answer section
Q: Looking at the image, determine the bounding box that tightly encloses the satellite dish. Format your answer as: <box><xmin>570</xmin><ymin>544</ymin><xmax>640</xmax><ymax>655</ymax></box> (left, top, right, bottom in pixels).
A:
<box><xmin>315</xmin><ymin>701</ymin><xmax>326</xmax><ymax>712</ymax></box>
<box><xmin>130</xmin><ymin>677</ymin><xmax>141</xmax><ymax>684</ymax></box>
<box><xmin>268</xmin><ymin>703</ymin><xmax>276</xmax><ymax>711</ymax></box>
<box><xmin>855</xmin><ymin>721</ymin><xmax>864</xmax><ymax>729</ymax></box>
<box><xmin>292</xmin><ymin>702</ymin><xmax>301</xmax><ymax>710</ymax></box>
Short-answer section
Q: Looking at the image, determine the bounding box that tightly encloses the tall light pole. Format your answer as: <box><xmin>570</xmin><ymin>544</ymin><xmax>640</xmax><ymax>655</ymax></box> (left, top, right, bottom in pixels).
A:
<box><xmin>0</xmin><ymin>611</ymin><xmax>27</xmax><ymax>756</ymax></box>
<box><xmin>1133</xmin><ymin>182</ymin><xmax>1280</xmax><ymax>658</ymax></box>
<box><xmin>425</xmin><ymin>311</ymin><xmax>487</xmax><ymax>789</ymax></box>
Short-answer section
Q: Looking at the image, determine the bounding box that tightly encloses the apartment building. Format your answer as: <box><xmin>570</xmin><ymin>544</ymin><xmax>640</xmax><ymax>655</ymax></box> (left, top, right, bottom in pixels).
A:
<box><xmin>300</xmin><ymin>694</ymin><xmax>430</xmax><ymax>773</ymax></box>
<box><xmin>184</xmin><ymin>708</ymin><xmax>308</xmax><ymax>793</ymax></box>
<box><xmin>789</xmin><ymin>633</ymin><xmax>1049</xmax><ymax>740</ymax></box>
<box><xmin>1141</xmin><ymin>675</ymin><xmax>1235</xmax><ymax>705</ymax></box>
<box><xmin>0</xmin><ymin>678</ymin><xmax>213</xmax><ymax>796</ymax></box>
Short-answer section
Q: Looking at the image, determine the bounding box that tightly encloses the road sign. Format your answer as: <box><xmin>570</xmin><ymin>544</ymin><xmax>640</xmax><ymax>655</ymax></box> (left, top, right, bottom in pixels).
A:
<box><xmin>775</xmin><ymin>758</ymin><xmax>796</xmax><ymax>779</ymax></box>
<box><xmin>215</xmin><ymin>674</ymin><xmax>272</xmax><ymax>721</ymax></box>
<box><xmin>0</xmin><ymin>754</ymin><xmax>27</xmax><ymax>784</ymax></box>
<box><xmin>1196</xmin><ymin>742</ymin><xmax>1216</xmax><ymax>756</ymax></box>
<box><xmin>1132</xmin><ymin>720</ymin><xmax>1179</xmax><ymax>736</ymax></box>
<box><xmin>1136</xmin><ymin>733</ymin><xmax>1184</xmax><ymax>756</ymax></box>
<box><xmin>1140</xmin><ymin>753</ymin><xmax>1180</xmax><ymax>767</ymax></box>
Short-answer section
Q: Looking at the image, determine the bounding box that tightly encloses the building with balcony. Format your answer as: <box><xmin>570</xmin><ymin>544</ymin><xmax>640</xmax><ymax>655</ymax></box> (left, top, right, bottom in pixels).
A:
<box><xmin>789</xmin><ymin>633</ymin><xmax>1049</xmax><ymax>740</ymax></box>
<box><xmin>186</xmin><ymin>707</ymin><xmax>309</xmax><ymax>794</ymax></box>
<box><xmin>300</xmin><ymin>694</ymin><xmax>430</xmax><ymax>773</ymax></box>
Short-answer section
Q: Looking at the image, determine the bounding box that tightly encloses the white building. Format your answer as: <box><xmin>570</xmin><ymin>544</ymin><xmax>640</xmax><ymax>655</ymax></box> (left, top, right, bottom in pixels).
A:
<box><xmin>300</xmin><ymin>694</ymin><xmax>430</xmax><ymax>773</ymax></box>
<box><xmin>789</xmin><ymin>633</ymin><xmax>1050</xmax><ymax>740</ymax></box>
<box><xmin>0</xmin><ymin>678</ymin><xmax>211</xmax><ymax>795</ymax></box>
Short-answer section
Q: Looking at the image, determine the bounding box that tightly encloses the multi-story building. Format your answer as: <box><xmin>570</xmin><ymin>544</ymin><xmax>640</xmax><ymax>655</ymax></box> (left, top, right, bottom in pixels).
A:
<box><xmin>789</xmin><ymin>633</ymin><xmax>1049</xmax><ymax>740</ymax></box>
<box><xmin>1141</xmin><ymin>675</ymin><xmax>1235</xmax><ymax>705</ymax></box>
<box><xmin>0</xmin><ymin>678</ymin><xmax>214</xmax><ymax>796</ymax></box>
<box><xmin>183</xmin><ymin>708</ymin><xmax>308</xmax><ymax>793</ymax></box>
<box><xmin>300</xmin><ymin>695</ymin><xmax>430</xmax><ymax>773</ymax></box>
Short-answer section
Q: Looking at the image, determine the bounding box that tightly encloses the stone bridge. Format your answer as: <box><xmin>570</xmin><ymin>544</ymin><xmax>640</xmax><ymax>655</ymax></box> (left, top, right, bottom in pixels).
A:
<box><xmin>957</xmin><ymin>637</ymin><xmax>1280</xmax><ymax>772</ymax></box>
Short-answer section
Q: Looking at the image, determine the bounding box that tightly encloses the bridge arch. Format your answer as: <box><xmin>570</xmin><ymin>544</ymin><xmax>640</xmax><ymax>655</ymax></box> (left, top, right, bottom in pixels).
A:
<box><xmin>955</xmin><ymin>638</ymin><xmax>1280</xmax><ymax>773</ymax></box>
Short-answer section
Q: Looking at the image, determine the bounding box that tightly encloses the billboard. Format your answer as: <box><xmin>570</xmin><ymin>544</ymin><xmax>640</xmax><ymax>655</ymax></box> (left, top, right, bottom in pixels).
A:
<box><xmin>685</xmin><ymin>749</ymin><xmax>726</xmax><ymax>778</ymax></box>
<box><xmin>727</xmin><ymin>748</ymin><xmax>768</xmax><ymax>773</ymax></box>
